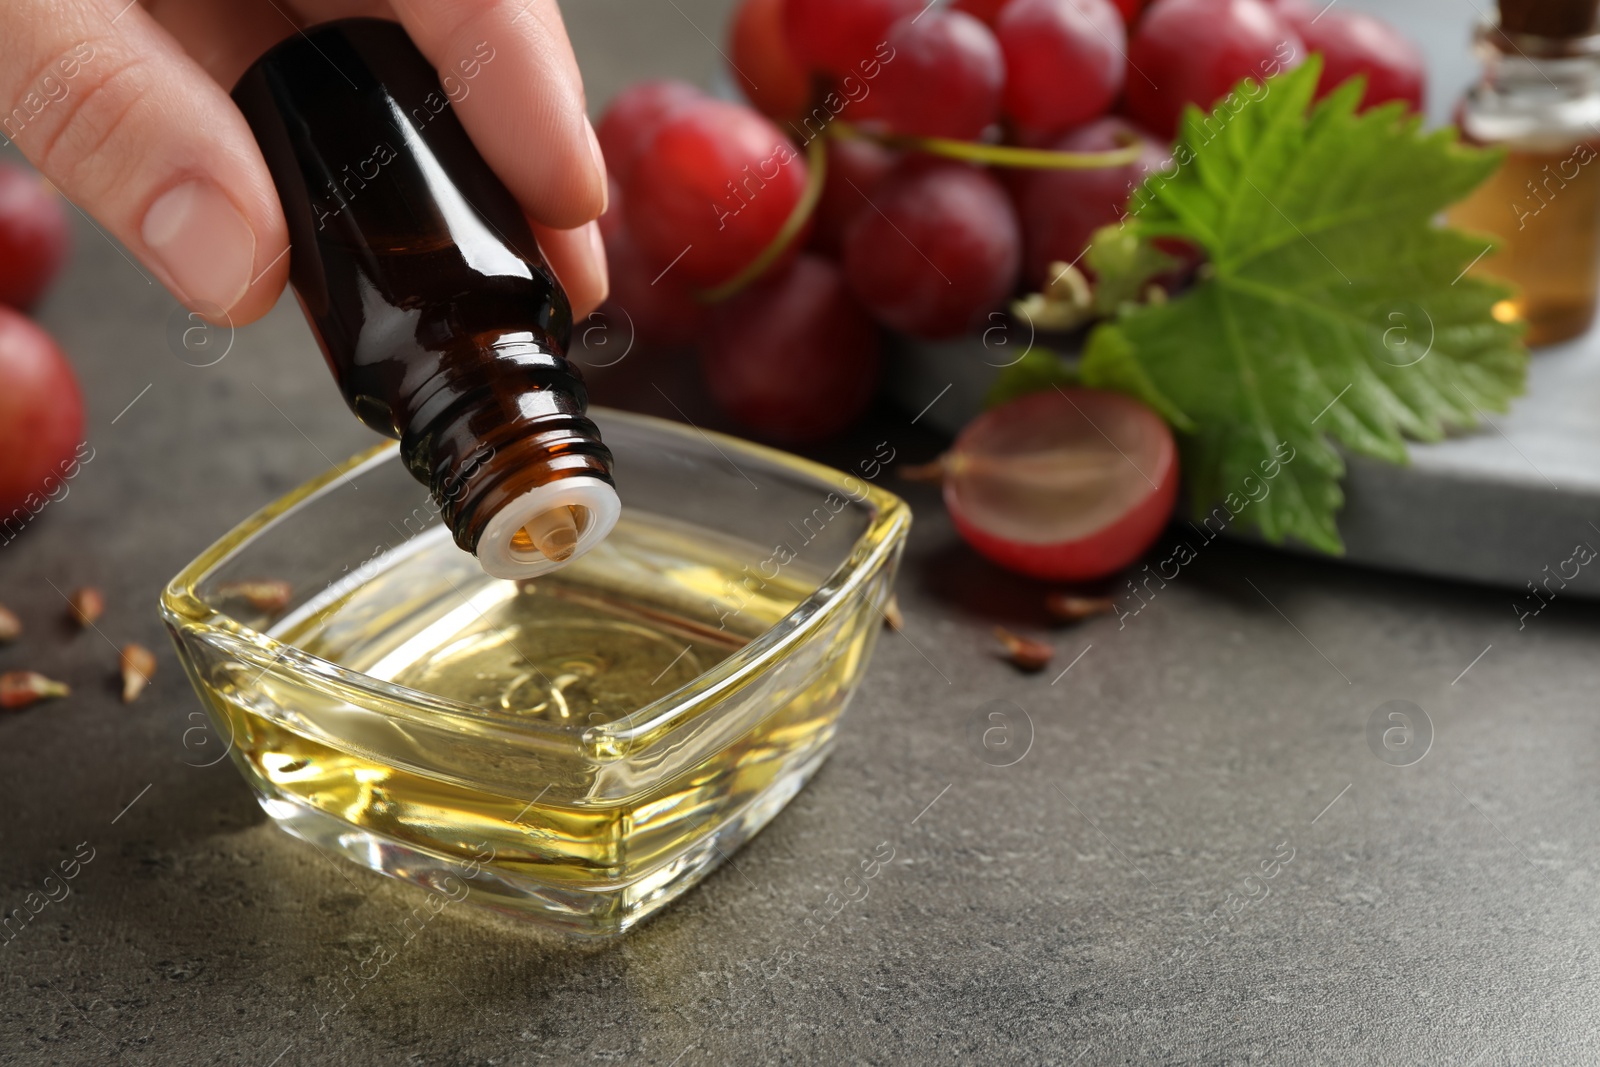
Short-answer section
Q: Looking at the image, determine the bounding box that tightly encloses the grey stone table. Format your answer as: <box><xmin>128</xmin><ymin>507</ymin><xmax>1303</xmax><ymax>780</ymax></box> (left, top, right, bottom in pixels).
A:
<box><xmin>2</xmin><ymin>2</ymin><xmax>1597</xmax><ymax>1065</ymax></box>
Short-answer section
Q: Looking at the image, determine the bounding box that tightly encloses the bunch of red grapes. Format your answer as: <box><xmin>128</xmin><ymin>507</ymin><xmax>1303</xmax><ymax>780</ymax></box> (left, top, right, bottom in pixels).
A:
<box><xmin>0</xmin><ymin>164</ymin><xmax>79</xmax><ymax>519</ymax></box>
<box><xmin>596</xmin><ymin>0</ymin><xmax>1423</xmax><ymax>443</ymax></box>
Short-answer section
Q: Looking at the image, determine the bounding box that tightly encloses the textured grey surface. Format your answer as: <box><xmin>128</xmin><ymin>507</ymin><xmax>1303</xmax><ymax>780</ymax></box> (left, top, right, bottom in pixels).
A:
<box><xmin>3</xmin><ymin>1</ymin><xmax>1599</xmax><ymax>1065</ymax></box>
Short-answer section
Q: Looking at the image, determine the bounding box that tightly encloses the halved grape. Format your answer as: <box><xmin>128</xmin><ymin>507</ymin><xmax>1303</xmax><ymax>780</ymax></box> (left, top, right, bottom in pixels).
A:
<box><xmin>997</xmin><ymin>0</ymin><xmax>1127</xmax><ymax>139</ymax></box>
<box><xmin>875</xmin><ymin>11</ymin><xmax>1006</xmax><ymax>140</ymax></box>
<box><xmin>935</xmin><ymin>388</ymin><xmax>1179</xmax><ymax>581</ymax></box>
<box><xmin>1125</xmin><ymin>0</ymin><xmax>1303</xmax><ymax>139</ymax></box>
<box><xmin>841</xmin><ymin>159</ymin><xmax>1021</xmax><ymax>339</ymax></box>
<box><xmin>624</xmin><ymin>99</ymin><xmax>810</xmax><ymax>289</ymax></box>
<box><xmin>701</xmin><ymin>255</ymin><xmax>881</xmax><ymax>442</ymax></box>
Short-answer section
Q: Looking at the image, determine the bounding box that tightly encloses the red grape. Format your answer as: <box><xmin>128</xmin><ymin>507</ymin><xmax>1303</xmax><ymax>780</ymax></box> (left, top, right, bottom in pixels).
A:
<box><xmin>1276</xmin><ymin>1</ymin><xmax>1425</xmax><ymax>112</ymax></box>
<box><xmin>596</xmin><ymin>80</ymin><xmax>705</xmax><ymax>187</ymax></box>
<box><xmin>875</xmin><ymin>11</ymin><xmax>1006</xmax><ymax>140</ymax></box>
<box><xmin>730</xmin><ymin>0</ymin><xmax>813</xmax><ymax>122</ymax></box>
<box><xmin>1125</xmin><ymin>0</ymin><xmax>1303</xmax><ymax>138</ymax></box>
<box><xmin>1011</xmin><ymin>117</ymin><xmax>1170</xmax><ymax>288</ymax></box>
<box><xmin>1113</xmin><ymin>0</ymin><xmax>1147</xmax><ymax>23</ymax></box>
<box><xmin>1272</xmin><ymin>0</ymin><xmax>1313</xmax><ymax>24</ymax></box>
<box><xmin>992</xmin><ymin>0</ymin><xmax>1143</xmax><ymax>32</ymax></box>
<box><xmin>833</xmin><ymin>74</ymin><xmax>891</xmax><ymax>124</ymax></box>
<box><xmin>624</xmin><ymin>99</ymin><xmax>809</xmax><ymax>290</ymax></box>
<box><xmin>598</xmin><ymin>182</ymin><xmax>704</xmax><ymax>346</ymax></box>
<box><xmin>997</xmin><ymin>0</ymin><xmax>1127</xmax><ymax>138</ymax></box>
<box><xmin>0</xmin><ymin>306</ymin><xmax>84</xmax><ymax>519</ymax></box>
<box><xmin>939</xmin><ymin>388</ymin><xmax>1178</xmax><ymax>581</ymax></box>
<box><xmin>810</xmin><ymin>136</ymin><xmax>897</xmax><ymax>257</ymax></box>
<box><xmin>781</xmin><ymin>0</ymin><xmax>923</xmax><ymax>78</ymax></box>
<box><xmin>0</xmin><ymin>165</ymin><xmax>70</xmax><ymax>310</ymax></box>
<box><xmin>701</xmin><ymin>255</ymin><xmax>880</xmax><ymax>442</ymax></box>
<box><xmin>952</xmin><ymin>0</ymin><xmax>1011</xmax><ymax>22</ymax></box>
<box><xmin>842</xmin><ymin>160</ymin><xmax>1021</xmax><ymax>339</ymax></box>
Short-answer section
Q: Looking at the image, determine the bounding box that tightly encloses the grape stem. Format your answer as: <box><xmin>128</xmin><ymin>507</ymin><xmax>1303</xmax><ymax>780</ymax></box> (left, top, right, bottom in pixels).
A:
<box><xmin>897</xmin><ymin>458</ymin><xmax>948</xmax><ymax>483</ymax></box>
<box><xmin>694</xmin><ymin>119</ymin><xmax>1140</xmax><ymax>306</ymax></box>
<box><xmin>901</xmin><ymin>450</ymin><xmax>1124</xmax><ymax>490</ymax></box>
<box><xmin>698</xmin><ymin>134</ymin><xmax>830</xmax><ymax>305</ymax></box>
<box><xmin>830</xmin><ymin>121</ymin><xmax>1145</xmax><ymax>170</ymax></box>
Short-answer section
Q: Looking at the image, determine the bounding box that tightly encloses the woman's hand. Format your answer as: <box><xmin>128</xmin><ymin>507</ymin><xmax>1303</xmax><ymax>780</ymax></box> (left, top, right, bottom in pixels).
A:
<box><xmin>0</xmin><ymin>0</ymin><xmax>610</xmax><ymax>321</ymax></box>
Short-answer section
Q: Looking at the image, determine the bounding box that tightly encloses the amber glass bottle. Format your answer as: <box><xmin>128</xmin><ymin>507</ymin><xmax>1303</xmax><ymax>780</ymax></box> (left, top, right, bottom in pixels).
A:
<box><xmin>1448</xmin><ymin>0</ymin><xmax>1600</xmax><ymax>347</ymax></box>
<box><xmin>232</xmin><ymin>18</ymin><xmax>617</xmax><ymax>578</ymax></box>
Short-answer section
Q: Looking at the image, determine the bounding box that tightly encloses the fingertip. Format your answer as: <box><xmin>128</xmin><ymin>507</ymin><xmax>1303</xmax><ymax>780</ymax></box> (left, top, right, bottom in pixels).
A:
<box><xmin>584</xmin><ymin>117</ymin><xmax>611</xmax><ymax>217</ymax></box>
<box><xmin>581</xmin><ymin>219</ymin><xmax>610</xmax><ymax>316</ymax></box>
<box><xmin>220</xmin><ymin>241</ymin><xmax>290</xmax><ymax>326</ymax></box>
<box><xmin>0</xmin><ymin>10</ymin><xmax>291</xmax><ymax>330</ymax></box>
<box><xmin>139</xmin><ymin>178</ymin><xmax>287</xmax><ymax>326</ymax></box>
<box><xmin>535</xmin><ymin>219</ymin><xmax>609</xmax><ymax>320</ymax></box>
<box><xmin>522</xmin><ymin>124</ymin><xmax>609</xmax><ymax>230</ymax></box>
<box><xmin>392</xmin><ymin>0</ymin><xmax>607</xmax><ymax>229</ymax></box>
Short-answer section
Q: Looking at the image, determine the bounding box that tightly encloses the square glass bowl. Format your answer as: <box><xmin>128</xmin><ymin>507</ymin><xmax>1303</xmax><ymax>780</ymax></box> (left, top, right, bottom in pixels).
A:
<box><xmin>162</xmin><ymin>409</ymin><xmax>908</xmax><ymax>937</ymax></box>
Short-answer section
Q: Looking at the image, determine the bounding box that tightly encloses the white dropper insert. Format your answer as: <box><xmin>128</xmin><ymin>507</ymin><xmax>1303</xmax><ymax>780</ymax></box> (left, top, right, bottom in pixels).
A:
<box><xmin>474</xmin><ymin>475</ymin><xmax>621</xmax><ymax>580</ymax></box>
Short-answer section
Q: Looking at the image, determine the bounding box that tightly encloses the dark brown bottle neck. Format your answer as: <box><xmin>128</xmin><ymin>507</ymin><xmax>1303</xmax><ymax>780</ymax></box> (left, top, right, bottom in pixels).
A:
<box><xmin>232</xmin><ymin>18</ymin><xmax>614</xmax><ymax>565</ymax></box>
<box><xmin>400</xmin><ymin>334</ymin><xmax>611</xmax><ymax>553</ymax></box>
<box><xmin>1499</xmin><ymin>0</ymin><xmax>1599</xmax><ymax>38</ymax></box>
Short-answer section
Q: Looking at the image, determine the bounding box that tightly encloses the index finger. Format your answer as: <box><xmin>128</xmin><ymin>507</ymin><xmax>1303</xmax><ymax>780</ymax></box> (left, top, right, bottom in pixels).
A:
<box><xmin>387</xmin><ymin>0</ymin><xmax>607</xmax><ymax>230</ymax></box>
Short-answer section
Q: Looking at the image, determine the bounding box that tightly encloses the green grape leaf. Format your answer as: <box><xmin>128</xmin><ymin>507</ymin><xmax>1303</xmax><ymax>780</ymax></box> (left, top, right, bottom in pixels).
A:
<box><xmin>986</xmin><ymin>346</ymin><xmax>1077</xmax><ymax>408</ymax></box>
<box><xmin>1081</xmin><ymin>60</ymin><xmax>1526</xmax><ymax>553</ymax></box>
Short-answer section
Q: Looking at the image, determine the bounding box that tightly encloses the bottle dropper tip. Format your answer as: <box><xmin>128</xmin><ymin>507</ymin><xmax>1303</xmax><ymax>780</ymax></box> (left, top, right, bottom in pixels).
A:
<box><xmin>524</xmin><ymin>506</ymin><xmax>579</xmax><ymax>563</ymax></box>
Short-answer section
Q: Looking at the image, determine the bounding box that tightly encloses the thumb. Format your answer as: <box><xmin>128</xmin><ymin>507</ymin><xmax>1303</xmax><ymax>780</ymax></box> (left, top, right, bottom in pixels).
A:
<box><xmin>0</xmin><ymin>2</ymin><xmax>287</xmax><ymax>323</ymax></box>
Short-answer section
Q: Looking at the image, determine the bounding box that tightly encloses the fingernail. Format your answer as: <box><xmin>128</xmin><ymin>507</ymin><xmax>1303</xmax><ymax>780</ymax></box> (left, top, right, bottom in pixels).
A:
<box><xmin>141</xmin><ymin>179</ymin><xmax>256</xmax><ymax>316</ymax></box>
<box><xmin>585</xmin><ymin>219</ymin><xmax>610</xmax><ymax>307</ymax></box>
<box><xmin>584</xmin><ymin>118</ymin><xmax>609</xmax><ymax>213</ymax></box>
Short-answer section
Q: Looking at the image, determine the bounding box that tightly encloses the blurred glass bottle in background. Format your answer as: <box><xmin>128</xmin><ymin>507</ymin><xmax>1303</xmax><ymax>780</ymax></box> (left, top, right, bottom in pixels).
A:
<box><xmin>1449</xmin><ymin>0</ymin><xmax>1600</xmax><ymax>346</ymax></box>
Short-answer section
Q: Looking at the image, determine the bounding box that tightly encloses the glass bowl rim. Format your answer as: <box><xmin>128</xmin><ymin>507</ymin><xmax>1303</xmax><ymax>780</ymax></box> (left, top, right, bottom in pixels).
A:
<box><xmin>159</xmin><ymin>407</ymin><xmax>910</xmax><ymax>759</ymax></box>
